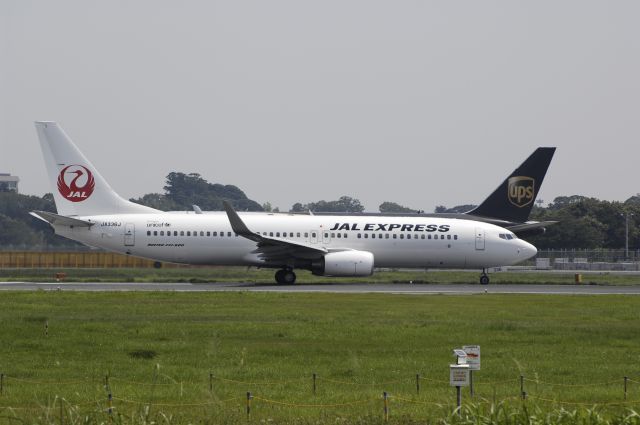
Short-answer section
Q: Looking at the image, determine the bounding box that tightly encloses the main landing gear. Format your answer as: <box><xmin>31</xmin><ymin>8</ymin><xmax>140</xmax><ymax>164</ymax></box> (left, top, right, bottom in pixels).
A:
<box><xmin>479</xmin><ymin>269</ymin><xmax>490</xmax><ymax>285</ymax></box>
<box><xmin>275</xmin><ymin>268</ymin><xmax>296</xmax><ymax>285</ymax></box>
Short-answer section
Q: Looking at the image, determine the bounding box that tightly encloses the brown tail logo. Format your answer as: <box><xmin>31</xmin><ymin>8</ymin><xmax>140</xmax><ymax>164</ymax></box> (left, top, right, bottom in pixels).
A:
<box><xmin>508</xmin><ymin>176</ymin><xmax>535</xmax><ymax>208</ymax></box>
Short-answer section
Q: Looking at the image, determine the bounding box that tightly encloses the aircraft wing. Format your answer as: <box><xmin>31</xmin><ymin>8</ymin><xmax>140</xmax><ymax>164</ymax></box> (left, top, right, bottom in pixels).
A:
<box><xmin>223</xmin><ymin>202</ymin><xmax>327</xmax><ymax>262</ymax></box>
<box><xmin>30</xmin><ymin>210</ymin><xmax>94</xmax><ymax>228</ymax></box>
<box><xmin>506</xmin><ymin>220</ymin><xmax>558</xmax><ymax>234</ymax></box>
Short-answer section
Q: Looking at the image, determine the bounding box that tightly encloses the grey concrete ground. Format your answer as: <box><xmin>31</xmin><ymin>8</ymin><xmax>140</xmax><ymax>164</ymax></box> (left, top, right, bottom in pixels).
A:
<box><xmin>2</xmin><ymin>281</ymin><xmax>640</xmax><ymax>294</ymax></box>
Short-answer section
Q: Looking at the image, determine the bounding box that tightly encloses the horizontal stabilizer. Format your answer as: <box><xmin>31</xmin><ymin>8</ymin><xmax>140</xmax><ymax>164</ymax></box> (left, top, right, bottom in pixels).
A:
<box><xmin>30</xmin><ymin>210</ymin><xmax>94</xmax><ymax>228</ymax></box>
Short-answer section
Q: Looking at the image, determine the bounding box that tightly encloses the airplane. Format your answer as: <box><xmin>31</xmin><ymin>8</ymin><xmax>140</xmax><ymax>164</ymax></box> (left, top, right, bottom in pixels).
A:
<box><xmin>31</xmin><ymin>122</ymin><xmax>538</xmax><ymax>285</ymax></box>
<box><xmin>309</xmin><ymin>147</ymin><xmax>557</xmax><ymax>237</ymax></box>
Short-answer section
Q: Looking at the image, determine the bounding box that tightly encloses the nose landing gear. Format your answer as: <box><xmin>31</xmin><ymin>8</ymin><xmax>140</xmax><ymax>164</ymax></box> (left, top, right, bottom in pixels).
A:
<box><xmin>479</xmin><ymin>269</ymin><xmax>490</xmax><ymax>285</ymax></box>
<box><xmin>275</xmin><ymin>269</ymin><xmax>297</xmax><ymax>285</ymax></box>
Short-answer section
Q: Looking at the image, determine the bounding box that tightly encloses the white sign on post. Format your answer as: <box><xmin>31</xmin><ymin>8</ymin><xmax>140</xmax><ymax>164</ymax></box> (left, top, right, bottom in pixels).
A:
<box><xmin>449</xmin><ymin>364</ymin><xmax>470</xmax><ymax>386</ymax></box>
<box><xmin>463</xmin><ymin>345</ymin><xmax>480</xmax><ymax>371</ymax></box>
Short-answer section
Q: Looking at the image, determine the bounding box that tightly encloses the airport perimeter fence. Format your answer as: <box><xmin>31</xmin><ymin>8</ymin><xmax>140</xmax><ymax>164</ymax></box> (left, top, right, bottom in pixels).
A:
<box><xmin>1</xmin><ymin>248</ymin><xmax>639</xmax><ymax>270</ymax></box>
<box><xmin>534</xmin><ymin>249</ymin><xmax>640</xmax><ymax>271</ymax></box>
<box><xmin>0</xmin><ymin>251</ymin><xmax>182</xmax><ymax>269</ymax></box>
<box><xmin>1</xmin><ymin>372</ymin><xmax>640</xmax><ymax>419</ymax></box>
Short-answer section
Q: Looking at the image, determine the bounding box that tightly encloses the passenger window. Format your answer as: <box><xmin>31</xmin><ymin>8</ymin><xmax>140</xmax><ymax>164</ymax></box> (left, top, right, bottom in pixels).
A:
<box><xmin>357</xmin><ymin>233</ymin><xmax>361</xmax><ymax>239</ymax></box>
<box><xmin>305</xmin><ymin>232</ymin><xmax>309</xmax><ymax>237</ymax></box>
<box><xmin>270</xmin><ymin>232</ymin><xmax>274</xmax><ymax>237</ymax></box>
<box><xmin>174</xmin><ymin>231</ymin><xmax>178</xmax><ymax>236</ymax></box>
<box><xmin>364</xmin><ymin>234</ymin><xmax>369</xmax><ymax>239</ymax></box>
<box><xmin>331</xmin><ymin>233</ymin><xmax>335</xmax><ymax>238</ymax></box>
<box><xmin>337</xmin><ymin>233</ymin><xmax>341</xmax><ymax>238</ymax></box>
<box><xmin>407</xmin><ymin>234</ymin><xmax>411</xmax><ymax>239</ymax></box>
<box><xmin>447</xmin><ymin>235</ymin><xmax>451</xmax><ymax>240</ymax></box>
<box><xmin>344</xmin><ymin>233</ymin><xmax>348</xmax><ymax>238</ymax></box>
<box><xmin>421</xmin><ymin>234</ymin><xmax>425</xmax><ymax>239</ymax></box>
<box><xmin>154</xmin><ymin>231</ymin><xmax>158</xmax><ymax>236</ymax></box>
<box><xmin>297</xmin><ymin>232</ymin><xmax>301</xmax><ymax>237</ymax></box>
<box><xmin>228</xmin><ymin>232</ymin><xmax>232</xmax><ymax>237</ymax></box>
<box><xmin>276</xmin><ymin>232</ymin><xmax>280</xmax><ymax>237</ymax></box>
<box><xmin>428</xmin><ymin>234</ymin><xmax>431</xmax><ymax>240</ymax></box>
<box><xmin>393</xmin><ymin>234</ymin><xmax>397</xmax><ymax>239</ymax></box>
<box><xmin>160</xmin><ymin>231</ymin><xmax>164</xmax><ymax>236</ymax></box>
<box><xmin>400</xmin><ymin>234</ymin><xmax>404</xmax><ymax>239</ymax></box>
<box><xmin>441</xmin><ymin>235</ymin><xmax>445</xmax><ymax>239</ymax></box>
<box><xmin>213</xmin><ymin>231</ymin><xmax>217</xmax><ymax>236</ymax></box>
<box><xmin>193</xmin><ymin>232</ymin><xmax>197</xmax><ymax>237</ymax></box>
<box><xmin>454</xmin><ymin>235</ymin><xmax>458</xmax><ymax>240</ymax></box>
<box><xmin>324</xmin><ymin>233</ymin><xmax>328</xmax><ymax>238</ymax></box>
<box><xmin>180</xmin><ymin>231</ymin><xmax>185</xmax><ymax>236</ymax></box>
<box><xmin>311</xmin><ymin>232</ymin><xmax>316</xmax><ymax>238</ymax></box>
<box><xmin>186</xmin><ymin>231</ymin><xmax>190</xmax><ymax>236</ymax></box>
<box><xmin>147</xmin><ymin>231</ymin><xmax>151</xmax><ymax>236</ymax></box>
<box><xmin>385</xmin><ymin>234</ymin><xmax>389</xmax><ymax>239</ymax></box>
<box><xmin>200</xmin><ymin>231</ymin><xmax>204</xmax><ymax>236</ymax></box>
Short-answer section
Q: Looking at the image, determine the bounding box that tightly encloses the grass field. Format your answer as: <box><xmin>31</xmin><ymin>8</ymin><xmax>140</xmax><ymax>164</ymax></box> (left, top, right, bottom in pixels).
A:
<box><xmin>3</xmin><ymin>266</ymin><xmax>640</xmax><ymax>285</ymax></box>
<box><xmin>1</xmin><ymin>291</ymin><xmax>640</xmax><ymax>424</ymax></box>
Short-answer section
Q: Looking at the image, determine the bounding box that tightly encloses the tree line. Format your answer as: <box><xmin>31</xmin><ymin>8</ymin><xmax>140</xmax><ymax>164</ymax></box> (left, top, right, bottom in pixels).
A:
<box><xmin>0</xmin><ymin>173</ymin><xmax>638</xmax><ymax>250</ymax></box>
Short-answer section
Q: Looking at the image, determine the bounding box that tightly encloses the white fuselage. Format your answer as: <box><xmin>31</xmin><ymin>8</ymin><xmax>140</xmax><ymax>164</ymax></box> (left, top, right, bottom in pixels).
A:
<box><xmin>54</xmin><ymin>212</ymin><xmax>537</xmax><ymax>269</ymax></box>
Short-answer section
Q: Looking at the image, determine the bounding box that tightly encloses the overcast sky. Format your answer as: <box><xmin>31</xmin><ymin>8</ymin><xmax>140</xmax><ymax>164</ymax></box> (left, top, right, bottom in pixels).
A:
<box><xmin>2</xmin><ymin>1</ymin><xmax>639</xmax><ymax>212</ymax></box>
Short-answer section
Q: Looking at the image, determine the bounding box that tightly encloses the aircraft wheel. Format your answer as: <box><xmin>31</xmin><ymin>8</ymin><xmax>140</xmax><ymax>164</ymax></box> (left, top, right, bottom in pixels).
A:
<box><xmin>275</xmin><ymin>270</ymin><xmax>285</xmax><ymax>284</ymax></box>
<box><xmin>480</xmin><ymin>275</ymin><xmax>490</xmax><ymax>285</ymax></box>
<box><xmin>282</xmin><ymin>270</ymin><xmax>296</xmax><ymax>284</ymax></box>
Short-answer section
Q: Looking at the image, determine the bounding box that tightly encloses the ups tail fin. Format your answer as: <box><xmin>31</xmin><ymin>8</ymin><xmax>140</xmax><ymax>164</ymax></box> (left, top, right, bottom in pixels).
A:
<box><xmin>35</xmin><ymin>121</ymin><xmax>158</xmax><ymax>216</ymax></box>
<box><xmin>467</xmin><ymin>147</ymin><xmax>556</xmax><ymax>223</ymax></box>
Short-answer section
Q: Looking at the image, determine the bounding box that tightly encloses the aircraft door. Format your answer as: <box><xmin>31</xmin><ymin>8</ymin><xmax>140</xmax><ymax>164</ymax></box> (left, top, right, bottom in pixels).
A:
<box><xmin>475</xmin><ymin>228</ymin><xmax>485</xmax><ymax>250</ymax></box>
<box><xmin>124</xmin><ymin>223</ymin><xmax>135</xmax><ymax>246</ymax></box>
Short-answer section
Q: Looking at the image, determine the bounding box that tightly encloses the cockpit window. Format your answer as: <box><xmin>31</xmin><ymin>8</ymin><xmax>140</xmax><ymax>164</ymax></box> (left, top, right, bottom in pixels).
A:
<box><xmin>499</xmin><ymin>233</ymin><xmax>518</xmax><ymax>240</ymax></box>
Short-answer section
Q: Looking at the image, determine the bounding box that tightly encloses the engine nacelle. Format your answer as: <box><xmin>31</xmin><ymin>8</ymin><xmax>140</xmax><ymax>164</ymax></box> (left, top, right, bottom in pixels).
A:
<box><xmin>311</xmin><ymin>251</ymin><xmax>374</xmax><ymax>277</ymax></box>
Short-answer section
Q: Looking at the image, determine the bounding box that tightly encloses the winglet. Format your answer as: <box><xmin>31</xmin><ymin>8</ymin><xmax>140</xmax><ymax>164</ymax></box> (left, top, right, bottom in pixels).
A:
<box><xmin>30</xmin><ymin>210</ymin><xmax>94</xmax><ymax>228</ymax></box>
<box><xmin>223</xmin><ymin>201</ymin><xmax>260</xmax><ymax>241</ymax></box>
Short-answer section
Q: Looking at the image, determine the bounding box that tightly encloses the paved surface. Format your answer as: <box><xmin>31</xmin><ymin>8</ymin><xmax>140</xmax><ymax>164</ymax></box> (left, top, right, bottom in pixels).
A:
<box><xmin>2</xmin><ymin>281</ymin><xmax>640</xmax><ymax>294</ymax></box>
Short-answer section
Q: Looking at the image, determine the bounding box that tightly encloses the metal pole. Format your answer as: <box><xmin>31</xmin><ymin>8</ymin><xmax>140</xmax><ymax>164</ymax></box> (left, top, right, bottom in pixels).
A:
<box><xmin>456</xmin><ymin>386</ymin><xmax>461</xmax><ymax>413</ymax></box>
<box><xmin>209</xmin><ymin>373</ymin><xmax>213</xmax><ymax>392</ymax></box>
<box><xmin>625</xmin><ymin>376</ymin><xmax>628</xmax><ymax>400</ymax></box>
<box><xmin>622</xmin><ymin>212</ymin><xmax>634</xmax><ymax>260</ymax></box>
<box><xmin>313</xmin><ymin>373</ymin><xmax>316</xmax><ymax>395</ymax></box>
<box><xmin>416</xmin><ymin>374</ymin><xmax>420</xmax><ymax>395</ymax></box>
<box><xmin>470</xmin><ymin>370</ymin><xmax>474</xmax><ymax>397</ymax></box>
<box><xmin>1</xmin><ymin>373</ymin><xmax>3</xmax><ymax>395</ymax></box>
<box><xmin>108</xmin><ymin>392</ymin><xmax>113</xmax><ymax>420</ymax></box>
<box><xmin>520</xmin><ymin>375</ymin><xmax>525</xmax><ymax>400</ymax></box>
<box><xmin>246</xmin><ymin>392</ymin><xmax>252</xmax><ymax>418</ymax></box>
<box><xmin>383</xmin><ymin>391</ymin><xmax>389</xmax><ymax>421</ymax></box>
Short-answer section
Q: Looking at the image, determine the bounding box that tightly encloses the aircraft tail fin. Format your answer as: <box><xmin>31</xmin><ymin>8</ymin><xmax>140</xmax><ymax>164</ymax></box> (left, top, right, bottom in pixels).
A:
<box><xmin>467</xmin><ymin>147</ymin><xmax>556</xmax><ymax>223</ymax></box>
<box><xmin>35</xmin><ymin>121</ymin><xmax>158</xmax><ymax>216</ymax></box>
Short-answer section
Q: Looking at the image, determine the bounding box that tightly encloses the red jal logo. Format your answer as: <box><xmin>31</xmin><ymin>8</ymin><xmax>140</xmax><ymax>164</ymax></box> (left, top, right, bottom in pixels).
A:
<box><xmin>57</xmin><ymin>165</ymin><xmax>95</xmax><ymax>202</ymax></box>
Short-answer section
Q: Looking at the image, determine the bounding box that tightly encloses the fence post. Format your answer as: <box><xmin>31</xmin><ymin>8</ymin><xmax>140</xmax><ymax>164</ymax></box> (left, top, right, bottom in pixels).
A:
<box><xmin>1</xmin><ymin>373</ymin><xmax>3</xmax><ymax>395</ymax></box>
<box><xmin>520</xmin><ymin>375</ymin><xmax>526</xmax><ymax>400</ymax></box>
<box><xmin>313</xmin><ymin>373</ymin><xmax>316</xmax><ymax>395</ymax></box>
<box><xmin>108</xmin><ymin>392</ymin><xmax>113</xmax><ymax>421</ymax></box>
<box><xmin>383</xmin><ymin>391</ymin><xmax>389</xmax><ymax>422</ymax></box>
<box><xmin>625</xmin><ymin>376</ymin><xmax>628</xmax><ymax>400</ymax></box>
<box><xmin>246</xmin><ymin>391</ymin><xmax>252</xmax><ymax>418</ymax></box>
<box><xmin>416</xmin><ymin>374</ymin><xmax>420</xmax><ymax>395</ymax></box>
<box><xmin>210</xmin><ymin>373</ymin><xmax>213</xmax><ymax>392</ymax></box>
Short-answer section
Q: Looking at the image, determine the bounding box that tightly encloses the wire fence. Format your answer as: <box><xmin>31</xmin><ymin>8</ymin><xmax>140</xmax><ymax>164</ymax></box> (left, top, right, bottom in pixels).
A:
<box><xmin>1</xmin><ymin>372</ymin><xmax>639</xmax><ymax>417</ymax></box>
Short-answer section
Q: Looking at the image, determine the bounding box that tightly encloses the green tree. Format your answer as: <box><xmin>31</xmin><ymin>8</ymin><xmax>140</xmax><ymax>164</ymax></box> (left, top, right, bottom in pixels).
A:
<box><xmin>290</xmin><ymin>196</ymin><xmax>365</xmax><ymax>213</ymax></box>
<box><xmin>378</xmin><ymin>202</ymin><xmax>418</xmax><ymax>214</ymax></box>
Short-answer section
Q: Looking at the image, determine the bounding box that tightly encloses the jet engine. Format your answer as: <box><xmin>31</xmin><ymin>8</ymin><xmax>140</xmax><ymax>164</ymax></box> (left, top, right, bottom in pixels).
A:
<box><xmin>311</xmin><ymin>251</ymin><xmax>374</xmax><ymax>277</ymax></box>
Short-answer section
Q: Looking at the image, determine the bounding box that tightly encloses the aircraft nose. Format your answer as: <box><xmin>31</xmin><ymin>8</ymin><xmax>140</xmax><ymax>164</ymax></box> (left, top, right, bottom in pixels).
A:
<box><xmin>517</xmin><ymin>239</ymin><xmax>537</xmax><ymax>260</ymax></box>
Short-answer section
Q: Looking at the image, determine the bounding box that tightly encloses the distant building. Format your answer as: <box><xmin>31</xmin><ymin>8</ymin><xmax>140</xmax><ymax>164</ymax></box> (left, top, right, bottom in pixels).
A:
<box><xmin>0</xmin><ymin>173</ymin><xmax>19</xmax><ymax>193</ymax></box>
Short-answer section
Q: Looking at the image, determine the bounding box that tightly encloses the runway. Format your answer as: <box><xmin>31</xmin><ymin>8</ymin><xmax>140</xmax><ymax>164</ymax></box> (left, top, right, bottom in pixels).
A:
<box><xmin>1</xmin><ymin>281</ymin><xmax>640</xmax><ymax>295</ymax></box>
